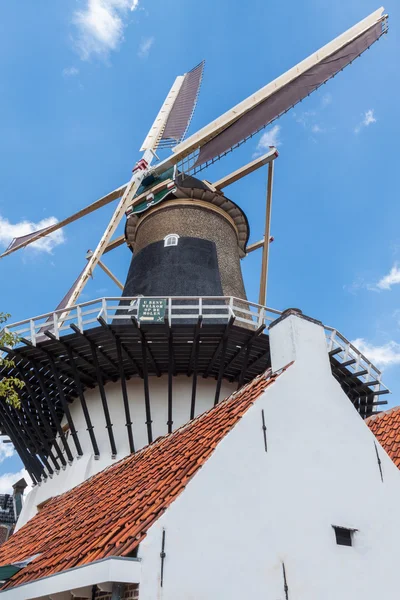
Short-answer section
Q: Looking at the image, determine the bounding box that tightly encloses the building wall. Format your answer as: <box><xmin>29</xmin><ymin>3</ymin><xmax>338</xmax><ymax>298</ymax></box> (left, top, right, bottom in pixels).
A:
<box><xmin>137</xmin><ymin>315</ymin><xmax>400</xmax><ymax>600</ymax></box>
<box><xmin>16</xmin><ymin>376</ymin><xmax>236</xmax><ymax>530</ymax></box>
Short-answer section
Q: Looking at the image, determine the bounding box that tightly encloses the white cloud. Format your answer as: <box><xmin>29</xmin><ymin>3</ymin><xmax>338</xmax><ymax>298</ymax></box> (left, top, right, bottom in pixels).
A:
<box><xmin>321</xmin><ymin>93</ymin><xmax>332</xmax><ymax>107</ymax></box>
<box><xmin>253</xmin><ymin>125</ymin><xmax>281</xmax><ymax>157</ymax></box>
<box><xmin>311</xmin><ymin>124</ymin><xmax>325</xmax><ymax>134</ymax></box>
<box><xmin>376</xmin><ymin>264</ymin><xmax>400</xmax><ymax>291</ymax></box>
<box><xmin>138</xmin><ymin>36</ymin><xmax>154</xmax><ymax>58</ymax></box>
<box><xmin>295</xmin><ymin>110</ymin><xmax>316</xmax><ymax>128</ymax></box>
<box><xmin>63</xmin><ymin>66</ymin><xmax>79</xmax><ymax>77</ymax></box>
<box><xmin>0</xmin><ymin>439</ymin><xmax>14</xmax><ymax>464</ymax></box>
<box><xmin>0</xmin><ymin>468</ymin><xmax>30</xmax><ymax>494</ymax></box>
<box><xmin>0</xmin><ymin>215</ymin><xmax>65</xmax><ymax>254</ymax></box>
<box><xmin>73</xmin><ymin>0</ymin><xmax>140</xmax><ymax>60</ymax></box>
<box><xmin>352</xmin><ymin>338</ymin><xmax>400</xmax><ymax>369</ymax></box>
<box><xmin>354</xmin><ymin>109</ymin><xmax>376</xmax><ymax>133</ymax></box>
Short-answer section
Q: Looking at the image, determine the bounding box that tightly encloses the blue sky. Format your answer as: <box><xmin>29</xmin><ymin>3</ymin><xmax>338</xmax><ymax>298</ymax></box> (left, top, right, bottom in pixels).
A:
<box><xmin>0</xmin><ymin>0</ymin><xmax>399</xmax><ymax>489</ymax></box>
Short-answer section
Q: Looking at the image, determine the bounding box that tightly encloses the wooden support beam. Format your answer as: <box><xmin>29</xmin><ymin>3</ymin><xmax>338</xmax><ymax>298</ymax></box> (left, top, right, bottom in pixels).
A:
<box><xmin>246</xmin><ymin>239</ymin><xmax>264</xmax><ymax>254</ymax></box>
<box><xmin>20</xmin><ymin>336</ymin><xmax>94</xmax><ymax>388</ymax></box>
<box><xmin>3</xmin><ymin>347</ymin><xmax>70</xmax><ymax>466</ymax></box>
<box><xmin>224</xmin><ymin>324</ymin><xmax>266</xmax><ymax>374</ymax></box>
<box><xmin>131</xmin><ymin>319</ymin><xmax>161</xmax><ymax>378</ymax></box>
<box><xmin>70</xmin><ymin>325</ymin><xmax>119</xmax><ymax>377</ymax></box>
<box><xmin>89</xmin><ymin>340</ymin><xmax>117</xmax><ymax>457</ymax></box>
<box><xmin>340</xmin><ymin>359</ymin><xmax>357</xmax><ymax>368</ymax></box>
<box><xmin>203</xmin><ymin>315</ymin><xmax>235</xmax><ymax>378</ymax></box>
<box><xmin>14</xmin><ymin>361</ymin><xmax>61</xmax><ymax>471</ymax></box>
<box><xmin>353</xmin><ymin>369</ymin><xmax>368</xmax><ymax>377</ymax></box>
<box><xmin>329</xmin><ymin>347</ymin><xmax>342</xmax><ymax>357</ymax></box>
<box><xmin>190</xmin><ymin>317</ymin><xmax>203</xmax><ymax>420</ymax></box>
<box><xmin>47</xmin><ymin>356</ymin><xmax>83</xmax><ymax>457</ymax></box>
<box><xmin>134</xmin><ymin>321</ymin><xmax>153</xmax><ymax>445</ymax></box>
<box><xmin>44</xmin><ymin>331</ymin><xmax>97</xmax><ymax>387</ymax></box>
<box><xmin>370</xmin><ymin>400</ymin><xmax>388</xmax><ymax>406</ymax></box>
<box><xmin>115</xmin><ymin>337</ymin><xmax>135</xmax><ymax>454</ymax></box>
<box><xmin>166</xmin><ymin>321</ymin><xmax>174</xmax><ymax>433</ymax></box>
<box><xmin>3</xmin><ymin>401</ymin><xmax>46</xmax><ymax>479</ymax></box>
<box><xmin>188</xmin><ymin>317</ymin><xmax>203</xmax><ymax>377</ymax></box>
<box><xmin>104</xmin><ymin>234</ymin><xmax>126</xmax><ymax>254</ymax></box>
<box><xmin>245</xmin><ymin>347</ymin><xmax>270</xmax><ymax>375</ymax></box>
<box><xmin>212</xmin><ymin>148</ymin><xmax>277</xmax><ymax>190</ymax></box>
<box><xmin>9</xmin><ymin>396</ymin><xmax>53</xmax><ymax>476</ymax></box>
<box><xmin>66</xmin><ymin>346</ymin><xmax>100</xmax><ymax>458</ymax></box>
<box><xmin>9</xmin><ymin>354</ymin><xmax>67</xmax><ymax>469</ymax></box>
<box><xmin>0</xmin><ymin>402</ymin><xmax>40</xmax><ymax>484</ymax></box>
<box><xmin>259</xmin><ymin>160</ymin><xmax>274</xmax><ymax>307</ymax></box>
<box><xmin>31</xmin><ymin>362</ymin><xmax>74</xmax><ymax>463</ymax></box>
<box><xmin>214</xmin><ymin>326</ymin><xmax>230</xmax><ymax>406</ymax></box>
<box><xmin>87</xmin><ymin>250</ymin><xmax>124</xmax><ymax>291</ymax></box>
<box><xmin>363</xmin><ymin>380</ymin><xmax>380</xmax><ymax>388</ymax></box>
<box><xmin>237</xmin><ymin>342</ymin><xmax>253</xmax><ymax>391</ymax></box>
<box><xmin>98</xmin><ymin>318</ymin><xmax>143</xmax><ymax>378</ymax></box>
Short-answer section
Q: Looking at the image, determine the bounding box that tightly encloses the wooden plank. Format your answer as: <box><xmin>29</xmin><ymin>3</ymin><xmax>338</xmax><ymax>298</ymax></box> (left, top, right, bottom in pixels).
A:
<box><xmin>259</xmin><ymin>161</ymin><xmax>274</xmax><ymax>306</ymax></box>
<box><xmin>213</xmin><ymin>149</ymin><xmax>277</xmax><ymax>190</ymax></box>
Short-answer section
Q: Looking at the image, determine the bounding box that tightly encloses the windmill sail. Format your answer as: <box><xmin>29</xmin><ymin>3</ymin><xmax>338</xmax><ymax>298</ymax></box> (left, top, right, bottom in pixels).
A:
<box><xmin>194</xmin><ymin>20</ymin><xmax>385</xmax><ymax>167</ymax></box>
<box><xmin>0</xmin><ymin>183</ymin><xmax>127</xmax><ymax>259</ymax></box>
<box><xmin>152</xmin><ymin>7</ymin><xmax>387</xmax><ymax>176</ymax></box>
<box><xmin>159</xmin><ymin>61</ymin><xmax>205</xmax><ymax>147</ymax></box>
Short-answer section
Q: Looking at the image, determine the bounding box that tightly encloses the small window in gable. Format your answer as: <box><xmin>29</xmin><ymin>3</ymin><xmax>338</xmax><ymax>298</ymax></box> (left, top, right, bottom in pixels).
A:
<box><xmin>164</xmin><ymin>234</ymin><xmax>179</xmax><ymax>247</ymax></box>
<box><xmin>333</xmin><ymin>526</ymin><xmax>355</xmax><ymax>547</ymax></box>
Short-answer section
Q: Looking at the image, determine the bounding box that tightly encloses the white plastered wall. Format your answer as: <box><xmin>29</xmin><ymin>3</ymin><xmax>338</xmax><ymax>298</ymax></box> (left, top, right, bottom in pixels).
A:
<box><xmin>138</xmin><ymin>313</ymin><xmax>400</xmax><ymax>600</ymax></box>
<box><xmin>17</xmin><ymin>376</ymin><xmax>235</xmax><ymax>529</ymax></box>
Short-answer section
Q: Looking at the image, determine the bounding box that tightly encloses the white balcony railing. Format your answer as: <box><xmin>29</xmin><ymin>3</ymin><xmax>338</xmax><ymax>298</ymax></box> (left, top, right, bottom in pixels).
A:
<box><xmin>2</xmin><ymin>296</ymin><xmax>389</xmax><ymax>402</ymax></box>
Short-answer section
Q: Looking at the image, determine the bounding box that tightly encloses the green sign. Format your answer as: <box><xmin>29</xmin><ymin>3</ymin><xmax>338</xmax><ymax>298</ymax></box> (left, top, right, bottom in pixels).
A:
<box><xmin>138</xmin><ymin>298</ymin><xmax>167</xmax><ymax>323</ymax></box>
<box><xmin>132</xmin><ymin>188</ymin><xmax>176</xmax><ymax>215</ymax></box>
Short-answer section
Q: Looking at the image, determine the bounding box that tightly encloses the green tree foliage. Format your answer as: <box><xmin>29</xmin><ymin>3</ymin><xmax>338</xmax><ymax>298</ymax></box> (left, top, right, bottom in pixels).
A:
<box><xmin>0</xmin><ymin>313</ymin><xmax>23</xmax><ymax>409</ymax></box>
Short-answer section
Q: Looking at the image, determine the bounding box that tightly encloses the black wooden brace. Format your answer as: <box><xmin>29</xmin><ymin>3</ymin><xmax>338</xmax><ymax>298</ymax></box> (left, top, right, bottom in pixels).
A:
<box><xmin>89</xmin><ymin>340</ymin><xmax>117</xmax><ymax>457</ymax></box>
<box><xmin>115</xmin><ymin>336</ymin><xmax>135</xmax><ymax>454</ymax></box>
<box><xmin>139</xmin><ymin>327</ymin><xmax>153</xmax><ymax>445</ymax></box>
<box><xmin>32</xmin><ymin>363</ymin><xmax>74</xmax><ymax>463</ymax></box>
<box><xmin>225</xmin><ymin>324</ymin><xmax>266</xmax><ymax>377</ymax></box>
<box><xmin>43</xmin><ymin>331</ymin><xmax>97</xmax><ymax>387</ymax></box>
<box><xmin>9</xmin><ymin>401</ymin><xmax>52</xmax><ymax>477</ymax></box>
<box><xmin>47</xmin><ymin>355</ymin><xmax>83</xmax><ymax>457</ymax></box>
<box><xmin>66</xmin><ymin>346</ymin><xmax>100</xmax><ymax>458</ymax></box>
<box><xmin>0</xmin><ymin>402</ymin><xmax>40</xmax><ymax>484</ymax></box>
<box><xmin>131</xmin><ymin>318</ymin><xmax>161</xmax><ymax>378</ymax></box>
<box><xmin>98</xmin><ymin>317</ymin><xmax>143</xmax><ymax>379</ymax></box>
<box><xmin>190</xmin><ymin>317</ymin><xmax>203</xmax><ymax>419</ymax></box>
<box><xmin>10</xmin><ymin>348</ymin><xmax>72</xmax><ymax>465</ymax></box>
<box><xmin>70</xmin><ymin>324</ymin><xmax>119</xmax><ymax>380</ymax></box>
<box><xmin>165</xmin><ymin>320</ymin><xmax>174</xmax><ymax>433</ymax></box>
<box><xmin>13</xmin><ymin>358</ymin><xmax>61</xmax><ymax>471</ymax></box>
<box><xmin>203</xmin><ymin>315</ymin><xmax>235</xmax><ymax>379</ymax></box>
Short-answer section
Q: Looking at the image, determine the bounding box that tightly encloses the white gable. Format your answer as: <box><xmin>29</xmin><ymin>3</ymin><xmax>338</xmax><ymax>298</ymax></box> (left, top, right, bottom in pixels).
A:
<box><xmin>138</xmin><ymin>312</ymin><xmax>400</xmax><ymax>600</ymax></box>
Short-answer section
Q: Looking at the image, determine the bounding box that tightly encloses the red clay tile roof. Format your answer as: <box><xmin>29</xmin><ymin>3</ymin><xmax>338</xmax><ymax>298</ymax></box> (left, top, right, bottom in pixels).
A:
<box><xmin>367</xmin><ymin>406</ymin><xmax>400</xmax><ymax>469</ymax></box>
<box><xmin>0</xmin><ymin>368</ymin><xmax>286</xmax><ymax>591</ymax></box>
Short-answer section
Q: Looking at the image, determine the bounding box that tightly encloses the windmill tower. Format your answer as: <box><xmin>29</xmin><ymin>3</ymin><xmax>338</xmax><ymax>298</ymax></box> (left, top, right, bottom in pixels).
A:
<box><xmin>0</xmin><ymin>8</ymin><xmax>390</xmax><ymax>533</ymax></box>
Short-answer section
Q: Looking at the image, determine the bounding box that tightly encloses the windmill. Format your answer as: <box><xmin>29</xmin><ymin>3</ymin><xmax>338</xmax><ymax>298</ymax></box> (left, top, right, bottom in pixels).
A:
<box><xmin>0</xmin><ymin>7</ymin><xmax>390</xmax><ymax>507</ymax></box>
<box><xmin>1</xmin><ymin>8</ymin><xmax>388</xmax><ymax>309</ymax></box>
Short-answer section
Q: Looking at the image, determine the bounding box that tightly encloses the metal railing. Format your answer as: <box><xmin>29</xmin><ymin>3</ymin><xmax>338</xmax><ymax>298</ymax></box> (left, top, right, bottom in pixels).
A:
<box><xmin>2</xmin><ymin>296</ymin><xmax>389</xmax><ymax>402</ymax></box>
